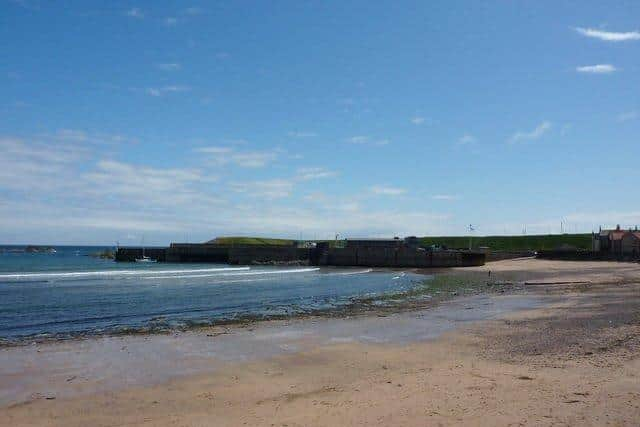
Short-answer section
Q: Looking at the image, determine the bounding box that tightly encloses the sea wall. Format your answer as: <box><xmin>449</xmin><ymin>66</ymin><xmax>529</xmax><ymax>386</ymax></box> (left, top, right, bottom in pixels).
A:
<box><xmin>228</xmin><ymin>247</ymin><xmax>313</xmax><ymax>265</ymax></box>
<box><xmin>166</xmin><ymin>243</ymin><xmax>230</xmax><ymax>263</ymax></box>
<box><xmin>318</xmin><ymin>247</ymin><xmax>485</xmax><ymax>268</ymax></box>
<box><xmin>115</xmin><ymin>247</ymin><xmax>167</xmax><ymax>262</ymax></box>
<box><xmin>116</xmin><ymin>244</ymin><xmax>486</xmax><ymax>267</ymax></box>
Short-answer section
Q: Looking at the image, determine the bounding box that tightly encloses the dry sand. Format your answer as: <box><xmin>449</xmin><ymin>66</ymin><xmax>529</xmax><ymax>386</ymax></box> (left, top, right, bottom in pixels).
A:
<box><xmin>2</xmin><ymin>259</ymin><xmax>640</xmax><ymax>426</ymax></box>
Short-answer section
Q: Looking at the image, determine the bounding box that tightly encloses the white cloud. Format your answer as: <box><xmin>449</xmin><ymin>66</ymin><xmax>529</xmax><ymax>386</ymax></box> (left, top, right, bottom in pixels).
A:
<box><xmin>0</xmin><ymin>133</ymin><xmax>454</xmax><ymax>244</ymax></box>
<box><xmin>457</xmin><ymin>134</ymin><xmax>476</xmax><ymax>145</ymax></box>
<box><xmin>47</xmin><ymin>129</ymin><xmax>138</xmax><ymax>145</ymax></box>
<box><xmin>231</xmin><ymin>152</ymin><xmax>277</xmax><ymax>168</ymax></box>
<box><xmin>146</xmin><ymin>85</ymin><xmax>190</xmax><ymax>97</ymax></box>
<box><xmin>410</xmin><ymin>116</ymin><xmax>425</xmax><ymax>125</ymax></box>
<box><xmin>432</xmin><ymin>194</ymin><xmax>459</xmax><ymax>201</ymax></box>
<box><xmin>196</xmin><ymin>146</ymin><xmax>277</xmax><ymax>168</ymax></box>
<box><xmin>575</xmin><ymin>27</ymin><xmax>640</xmax><ymax>42</ymax></box>
<box><xmin>576</xmin><ymin>64</ymin><xmax>617</xmax><ymax>74</ymax></box>
<box><xmin>296</xmin><ymin>167</ymin><xmax>337</xmax><ymax>180</ymax></box>
<box><xmin>347</xmin><ymin>135</ymin><xmax>368</xmax><ymax>144</ymax></box>
<box><xmin>157</xmin><ymin>63</ymin><xmax>181</xmax><ymax>71</ymax></box>
<box><xmin>183</xmin><ymin>7</ymin><xmax>202</xmax><ymax>15</ymax></box>
<box><xmin>288</xmin><ymin>131</ymin><xmax>317</xmax><ymax>138</ymax></box>
<box><xmin>126</xmin><ymin>8</ymin><xmax>143</xmax><ymax>18</ymax></box>
<box><xmin>508</xmin><ymin>121</ymin><xmax>552</xmax><ymax>144</ymax></box>
<box><xmin>370</xmin><ymin>185</ymin><xmax>407</xmax><ymax>196</ymax></box>
<box><xmin>618</xmin><ymin>111</ymin><xmax>638</xmax><ymax>122</ymax></box>
<box><xmin>0</xmin><ymin>137</ymin><xmax>89</xmax><ymax>192</ymax></box>
<box><xmin>346</xmin><ymin>136</ymin><xmax>390</xmax><ymax>146</ymax></box>
<box><xmin>9</xmin><ymin>0</ymin><xmax>40</xmax><ymax>11</ymax></box>
<box><xmin>84</xmin><ymin>160</ymin><xmax>219</xmax><ymax>208</ymax></box>
<box><xmin>230</xmin><ymin>179</ymin><xmax>294</xmax><ymax>199</ymax></box>
<box><xmin>303</xmin><ymin>192</ymin><xmax>328</xmax><ymax>202</ymax></box>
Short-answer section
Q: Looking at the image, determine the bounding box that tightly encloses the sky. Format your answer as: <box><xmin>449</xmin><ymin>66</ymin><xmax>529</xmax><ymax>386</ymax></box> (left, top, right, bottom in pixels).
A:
<box><xmin>1</xmin><ymin>0</ymin><xmax>639</xmax><ymax>245</ymax></box>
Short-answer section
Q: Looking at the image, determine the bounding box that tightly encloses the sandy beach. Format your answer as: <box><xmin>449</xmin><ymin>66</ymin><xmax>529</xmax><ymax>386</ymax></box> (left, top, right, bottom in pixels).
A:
<box><xmin>2</xmin><ymin>258</ymin><xmax>640</xmax><ymax>426</ymax></box>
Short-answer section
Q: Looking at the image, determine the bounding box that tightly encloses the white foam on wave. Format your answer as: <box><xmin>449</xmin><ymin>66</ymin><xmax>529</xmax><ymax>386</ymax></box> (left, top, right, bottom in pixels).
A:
<box><xmin>326</xmin><ymin>269</ymin><xmax>373</xmax><ymax>276</ymax></box>
<box><xmin>141</xmin><ymin>267</ymin><xmax>321</xmax><ymax>280</ymax></box>
<box><xmin>0</xmin><ymin>266</ymin><xmax>251</xmax><ymax>280</ymax></box>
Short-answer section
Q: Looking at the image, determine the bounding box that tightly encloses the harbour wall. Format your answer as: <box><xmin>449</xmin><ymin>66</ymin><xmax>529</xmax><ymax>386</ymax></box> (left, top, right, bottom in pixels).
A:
<box><xmin>318</xmin><ymin>247</ymin><xmax>485</xmax><ymax>268</ymax></box>
<box><xmin>115</xmin><ymin>244</ymin><xmax>486</xmax><ymax>267</ymax></box>
<box><xmin>114</xmin><ymin>247</ymin><xmax>167</xmax><ymax>262</ymax></box>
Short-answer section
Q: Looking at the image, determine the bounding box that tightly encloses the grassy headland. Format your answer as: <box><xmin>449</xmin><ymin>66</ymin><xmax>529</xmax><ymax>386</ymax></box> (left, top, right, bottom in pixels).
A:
<box><xmin>419</xmin><ymin>234</ymin><xmax>591</xmax><ymax>251</ymax></box>
<box><xmin>209</xmin><ymin>236</ymin><xmax>296</xmax><ymax>246</ymax></box>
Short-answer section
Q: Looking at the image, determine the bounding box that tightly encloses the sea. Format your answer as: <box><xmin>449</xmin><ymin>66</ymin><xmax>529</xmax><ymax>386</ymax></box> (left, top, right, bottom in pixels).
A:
<box><xmin>0</xmin><ymin>246</ymin><xmax>424</xmax><ymax>344</ymax></box>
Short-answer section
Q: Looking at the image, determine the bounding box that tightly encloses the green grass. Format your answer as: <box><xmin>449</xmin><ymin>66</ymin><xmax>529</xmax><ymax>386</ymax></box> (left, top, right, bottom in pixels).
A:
<box><xmin>419</xmin><ymin>234</ymin><xmax>592</xmax><ymax>251</ymax></box>
<box><xmin>210</xmin><ymin>236</ymin><xmax>296</xmax><ymax>246</ymax></box>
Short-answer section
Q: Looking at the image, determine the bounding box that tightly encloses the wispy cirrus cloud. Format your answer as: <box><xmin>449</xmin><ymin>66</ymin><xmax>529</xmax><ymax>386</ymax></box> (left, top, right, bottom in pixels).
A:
<box><xmin>576</xmin><ymin>64</ymin><xmax>617</xmax><ymax>74</ymax></box>
<box><xmin>164</xmin><ymin>17</ymin><xmax>178</xmax><ymax>26</ymax></box>
<box><xmin>156</xmin><ymin>63</ymin><xmax>181</xmax><ymax>71</ymax></box>
<box><xmin>84</xmin><ymin>160</ymin><xmax>219</xmax><ymax>207</ymax></box>
<box><xmin>410</xmin><ymin>116</ymin><xmax>426</xmax><ymax>125</ymax></box>
<box><xmin>457</xmin><ymin>134</ymin><xmax>476</xmax><ymax>145</ymax></box>
<box><xmin>48</xmin><ymin>129</ymin><xmax>139</xmax><ymax>145</ymax></box>
<box><xmin>346</xmin><ymin>136</ymin><xmax>389</xmax><ymax>146</ymax></box>
<box><xmin>288</xmin><ymin>131</ymin><xmax>317</xmax><ymax>138</ymax></box>
<box><xmin>508</xmin><ymin>121</ymin><xmax>552</xmax><ymax>144</ymax></box>
<box><xmin>183</xmin><ymin>7</ymin><xmax>203</xmax><ymax>15</ymax></box>
<box><xmin>196</xmin><ymin>146</ymin><xmax>277</xmax><ymax>168</ymax></box>
<box><xmin>0</xmin><ymin>132</ymin><xmax>453</xmax><ymax>244</ymax></box>
<box><xmin>575</xmin><ymin>27</ymin><xmax>640</xmax><ymax>42</ymax></box>
<box><xmin>230</xmin><ymin>179</ymin><xmax>294</xmax><ymax>199</ymax></box>
<box><xmin>296</xmin><ymin>167</ymin><xmax>337</xmax><ymax>181</ymax></box>
<box><xmin>10</xmin><ymin>0</ymin><xmax>40</xmax><ymax>11</ymax></box>
<box><xmin>618</xmin><ymin>111</ymin><xmax>638</xmax><ymax>122</ymax></box>
<box><xmin>126</xmin><ymin>8</ymin><xmax>143</xmax><ymax>18</ymax></box>
<box><xmin>370</xmin><ymin>185</ymin><xmax>406</xmax><ymax>196</ymax></box>
<box><xmin>145</xmin><ymin>85</ymin><xmax>190</xmax><ymax>96</ymax></box>
<box><xmin>432</xmin><ymin>194</ymin><xmax>459</xmax><ymax>201</ymax></box>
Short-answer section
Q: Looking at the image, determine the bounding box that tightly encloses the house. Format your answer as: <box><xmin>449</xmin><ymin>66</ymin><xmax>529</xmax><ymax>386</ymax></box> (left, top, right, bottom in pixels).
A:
<box><xmin>621</xmin><ymin>232</ymin><xmax>640</xmax><ymax>258</ymax></box>
<box><xmin>593</xmin><ymin>225</ymin><xmax>640</xmax><ymax>258</ymax></box>
<box><xmin>594</xmin><ymin>225</ymin><xmax>625</xmax><ymax>255</ymax></box>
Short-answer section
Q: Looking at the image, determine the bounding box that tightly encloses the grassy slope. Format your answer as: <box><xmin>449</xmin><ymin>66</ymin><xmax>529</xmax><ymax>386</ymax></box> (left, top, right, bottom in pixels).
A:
<box><xmin>211</xmin><ymin>236</ymin><xmax>295</xmax><ymax>246</ymax></box>
<box><xmin>419</xmin><ymin>234</ymin><xmax>592</xmax><ymax>251</ymax></box>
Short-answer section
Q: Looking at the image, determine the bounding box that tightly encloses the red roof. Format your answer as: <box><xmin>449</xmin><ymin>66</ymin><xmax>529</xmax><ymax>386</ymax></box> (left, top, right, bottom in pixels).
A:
<box><xmin>610</xmin><ymin>231</ymin><xmax>626</xmax><ymax>241</ymax></box>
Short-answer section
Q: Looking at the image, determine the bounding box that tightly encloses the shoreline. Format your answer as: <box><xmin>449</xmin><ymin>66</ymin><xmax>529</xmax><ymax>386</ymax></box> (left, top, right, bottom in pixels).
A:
<box><xmin>2</xmin><ymin>259</ymin><xmax>640</xmax><ymax>425</ymax></box>
<box><xmin>0</xmin><ymin>266</ymin><xmax>520</xmax><ymax>348</ymax></box>
<box><xmin>0</xmin><ymin>291</ymin><xmax>551</xmax><ymax>407</ymax></box>
<box><xmin>4</xmin><ymin>257</ymin><xmax>640</xmax><ymax>348</ymax></box>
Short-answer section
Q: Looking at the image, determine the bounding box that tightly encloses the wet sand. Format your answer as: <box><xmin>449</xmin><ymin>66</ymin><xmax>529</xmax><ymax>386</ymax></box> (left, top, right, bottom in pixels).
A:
<box><xmin>2</xmin><ymin>259</ymin><xmax>640</xmax><ymax>426</ymax></box>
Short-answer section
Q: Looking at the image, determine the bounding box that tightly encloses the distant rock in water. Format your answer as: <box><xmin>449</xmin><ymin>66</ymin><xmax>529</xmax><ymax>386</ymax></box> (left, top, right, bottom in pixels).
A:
<box><xmin>24</xmin><ymin>245</ymin><xmax>57</xmax><ymax>254</ymax></box>
<box><xmin>89</xmin><ymin>249</ymin><xmax>116</xmax><ymax>260</ymax></box>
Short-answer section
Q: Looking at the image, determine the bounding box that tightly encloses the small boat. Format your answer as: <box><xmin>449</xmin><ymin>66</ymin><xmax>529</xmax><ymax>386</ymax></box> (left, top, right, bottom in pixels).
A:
<box><xmin>135</xmin><ymin>255</ymin><xmax>157</xmax><ymax>263</ymax></box>
<box><xmin>135</xmin><ymin>236</ymin><xmax>157</xmax><ymax>263</ymax></box>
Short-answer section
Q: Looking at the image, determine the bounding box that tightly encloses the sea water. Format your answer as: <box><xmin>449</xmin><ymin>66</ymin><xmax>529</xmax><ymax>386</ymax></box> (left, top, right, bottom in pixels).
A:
<box><xmin>0</xmin><ymin>246</ymin><xmax>423</xmax><ymax>342</ymax></box>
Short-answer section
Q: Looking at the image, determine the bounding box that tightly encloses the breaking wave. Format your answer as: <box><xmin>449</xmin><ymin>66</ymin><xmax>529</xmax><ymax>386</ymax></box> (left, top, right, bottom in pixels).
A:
<box><xmin>0</xmin><ymin>266</ymin><xmax>251</xmax><ymax>281</ymax></box>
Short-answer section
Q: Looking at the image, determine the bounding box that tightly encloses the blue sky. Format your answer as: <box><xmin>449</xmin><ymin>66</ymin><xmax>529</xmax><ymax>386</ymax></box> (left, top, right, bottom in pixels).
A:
<box><xmin>1</xmin><ymin>0</ymin><xmax>639</xmax><ymax>245</ymax></box>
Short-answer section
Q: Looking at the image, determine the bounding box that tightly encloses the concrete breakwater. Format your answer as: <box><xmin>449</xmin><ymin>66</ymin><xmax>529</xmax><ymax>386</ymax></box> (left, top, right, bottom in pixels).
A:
<box><xmin>116</xmin><ymin>243</ymin><xmax>485</xmax><ymax>268</ymax></box>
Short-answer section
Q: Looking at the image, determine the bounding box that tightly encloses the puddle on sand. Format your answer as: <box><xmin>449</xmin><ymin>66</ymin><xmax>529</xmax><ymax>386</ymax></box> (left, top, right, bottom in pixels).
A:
<box><xmin>0</xmin><ymin>293</ymin><xmax>546</xmax><ymax>406</ymax></box>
